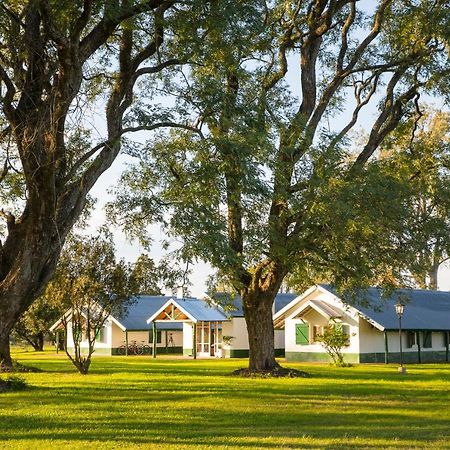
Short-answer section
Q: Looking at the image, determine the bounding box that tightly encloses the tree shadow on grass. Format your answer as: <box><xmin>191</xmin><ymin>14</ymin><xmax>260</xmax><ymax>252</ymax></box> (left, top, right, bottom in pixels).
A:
<box><xmin>2</xmin><ymin>398</ymin><xmax>450</xmax><ymax>449</ymax></box>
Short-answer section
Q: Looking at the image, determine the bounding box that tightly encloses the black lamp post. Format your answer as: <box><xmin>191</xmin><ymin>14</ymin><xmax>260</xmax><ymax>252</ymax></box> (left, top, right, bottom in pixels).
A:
<box><xmin>395</xmin><ymin>301</ymin><xmax>406</xmax><ymax>374</ymax></box>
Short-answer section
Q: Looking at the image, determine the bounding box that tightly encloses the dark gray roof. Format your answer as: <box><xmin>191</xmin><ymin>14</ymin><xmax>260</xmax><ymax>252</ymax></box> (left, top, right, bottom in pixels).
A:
<box><xmin>213</xmin><ymin>292</ymin><xmax>298</xmax><ymax>317</ymax></box>
<box><xmin>117</xmin><ymin>296</ymin><xmax>183</xmax><ymax>331</ymax></box>
<box><xmin>321</xmin><ymin>285</ymin><xmax>450</xmax><ymax>331</ymax></box>
<box><xmin>150</xmin><ymin>298</ymin><xmax>228</xmax><ymax>322</ymax></box>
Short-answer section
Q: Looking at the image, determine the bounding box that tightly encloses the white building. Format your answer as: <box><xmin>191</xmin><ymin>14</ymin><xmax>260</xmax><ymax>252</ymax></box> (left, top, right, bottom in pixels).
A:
<box><xmin>274</xmin><ymin>285</ymin><xmax>450</xmax><ymax>364</ymax></box>
<box><xmin>51</xmin><ymin>292</ymin><xmax>297</xmax><ymax>358</ymax></box>
<box><xmin>50</xmin><ymin>296</ymin><xmax>184</xmax><ymax>356</ymax></box>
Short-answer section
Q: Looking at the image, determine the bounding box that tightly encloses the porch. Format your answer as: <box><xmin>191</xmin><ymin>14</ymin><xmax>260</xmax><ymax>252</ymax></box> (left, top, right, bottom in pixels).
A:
<box><xmin>147</xmin><ymin>297</ymin><xmax>229</xmax><ymax>358</ymax></box>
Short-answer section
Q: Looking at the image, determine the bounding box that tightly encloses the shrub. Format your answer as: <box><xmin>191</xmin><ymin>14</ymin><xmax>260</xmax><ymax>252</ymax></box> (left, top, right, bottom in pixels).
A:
<box><xmin>317</xmin><ymin>325</ymin><xmax>354</xmax><ymax>367</ymax></box>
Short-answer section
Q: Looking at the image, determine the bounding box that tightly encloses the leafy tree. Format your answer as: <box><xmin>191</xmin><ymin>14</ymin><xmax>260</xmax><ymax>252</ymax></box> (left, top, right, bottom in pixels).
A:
<box><xmin>130</xmin><ymin>254</ymin><xmax>163</xmax><ymax>295</ymax></box>
<box><xmin>316</xmin><ymin>324</ymin><xmax>352</xmax><ymax>367</ymax></box>
<box><xmin>0</xmin><ymin>0</ymin><xmax>193</xmax><ymax>367</ymax></box>
<box><xmin>50</xmin><ymin>231</ymin><xmax>134</xmax><ymax>375</ymax></box>
<box><xmin>129</xmin><ymin>253</ymin><xmax>190</xmax><ymax>295</ymax></box>
<box><xmin>12</xmin><ymin>295</ymin><xmax>62</xmax><ymax>352</ymax></box>
<box><xmin>110</xmin><ymin>1</ymin><xmax>450</xmax><ymax>372</ymax></box>
<box><xmin>382</xmin><ymin>110</ymin><xmax>450</xmax><ymax>290</ymax></box>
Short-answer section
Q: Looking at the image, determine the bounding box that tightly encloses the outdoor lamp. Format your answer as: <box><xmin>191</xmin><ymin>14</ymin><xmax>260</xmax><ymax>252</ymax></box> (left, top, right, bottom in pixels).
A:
<box><xmin>395</xmin><ymin>301</ymin><xmax>406</xmax><ymax>375</ymax></box>
<box><xmin>395</xmin><ymin>302</ymin><xmax>404</xmax><ymax>317</ymax></box>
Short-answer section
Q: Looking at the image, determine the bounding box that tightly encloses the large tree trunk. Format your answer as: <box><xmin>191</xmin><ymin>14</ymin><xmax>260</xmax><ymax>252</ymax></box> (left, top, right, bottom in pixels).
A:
<box><xmin>0</xmin><ymin>171</ymin><xmax>91</xmax><ymax>367</ymax></box>
<box><xmin>30</xmin><ymin>334</ymin><xmax>45</xmax><ymax>352</ymax></box>
<box><xmin>429</xmin><ymin>264</ymin><xmax>439</xmax><ymax>291</ymax></box>
<box><xmin>0</xmin><ymin>229</ymin><xmax>68</xmax><ymax>367</ymax></box>
<box><xmin>0</xmin><ymin>329</ymin><xmax>12</xmax><ymax>369</ymax></box>
<box><xmin>243</xmin><ymin>291</ymin><xmax>279</xmax><ymax>371</ymax></box>
<box><xmin>240</xmin><ymin>263</ymin><xmax>286</xmax><ymax>372</ymax></box>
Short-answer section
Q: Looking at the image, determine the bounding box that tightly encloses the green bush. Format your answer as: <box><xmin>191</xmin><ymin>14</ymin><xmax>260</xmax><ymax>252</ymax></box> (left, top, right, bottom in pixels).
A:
<box><xmin>317</xmin><ymin>325</ymin><xmax>353</xmax><ymax>367</ymax></box>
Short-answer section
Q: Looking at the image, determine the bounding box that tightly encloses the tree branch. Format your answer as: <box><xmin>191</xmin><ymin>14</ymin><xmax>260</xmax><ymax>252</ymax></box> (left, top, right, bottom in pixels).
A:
<box><xmin>79</xmin><ymin>0</ymin><xmax>173</xmax><ymax>63</ymax></box>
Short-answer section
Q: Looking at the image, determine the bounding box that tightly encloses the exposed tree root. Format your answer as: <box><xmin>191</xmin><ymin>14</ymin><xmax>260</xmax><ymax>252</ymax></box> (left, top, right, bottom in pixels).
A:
<box><xmin>0</xmin><ymin>360</ymin><xmax>41</xmax><ymax>373</ymax></box>
<box><xmin>232</xmin><ymin>367</ymin><xmax>310</xmax><ymax>378</ymax></box>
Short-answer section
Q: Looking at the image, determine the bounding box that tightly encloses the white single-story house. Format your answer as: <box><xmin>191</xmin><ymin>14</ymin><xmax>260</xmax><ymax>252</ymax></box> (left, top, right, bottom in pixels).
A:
<box><xmin>50</xmin><ymin>296</ymin><xmax>184</xmax><ymax>355</ymax></box>
<box><xmin>274</xmin><ymin>284</ymin><xmax>450</xmax><ymax>364</ymax></box>
<box><xmin>147</xmin><ymin>293</ymin><xmax>296</xmax><ymax>358</ymax></box>
<box><xmin>51</xmin><ymin>292</ymin><xmax>297</xmax><ymax>358</ymax></box>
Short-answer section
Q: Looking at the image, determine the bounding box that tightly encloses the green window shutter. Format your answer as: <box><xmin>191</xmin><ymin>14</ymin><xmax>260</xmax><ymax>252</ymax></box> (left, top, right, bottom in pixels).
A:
<box><xmin>295</xmin><ymin>323</ymin><xmax>309</xmax><ymax>345</ymax></box>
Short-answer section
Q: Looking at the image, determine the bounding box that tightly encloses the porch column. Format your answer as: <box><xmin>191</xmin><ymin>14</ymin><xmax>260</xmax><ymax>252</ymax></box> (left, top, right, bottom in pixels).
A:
<box><xmin>56</xmin><ymin>330</ymin><xmax>60</xmax><ymax>354</ymax></box>
<box><xmin>165</xmin><ymin>330</ymin><xmax>169</xmax><ymax>354</ymax></box>
<box><xmin>417</xmin><ymin>331</ymin><xmax>421</xmax><ymax>363</ymax></box>
<box><xmin>152</xmin><ymin>321</ymin><xmax>157</xmax><ymax>359</ymax></box>
<box><xmin>193</xmin><ymin>323</ymin><xmax>197</xmax><ymax>359</ymax></box>
<box><xmin>125</xmin><ymin>330</ymin><xmax>129</xmax><ymax>356</ymax></box>
<box><xmin>384</xmin><ymin>331</ymin><xmax>389</xmax><ymax>364</ymax></box>
<box><xmin>445</xmin><ymin>332</ymin><xmax>449</xmax><ymax>363</ymax></box>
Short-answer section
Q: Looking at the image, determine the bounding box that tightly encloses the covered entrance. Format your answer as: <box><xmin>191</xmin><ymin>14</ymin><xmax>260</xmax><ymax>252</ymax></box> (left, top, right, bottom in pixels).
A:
<box><xmin>196</xmin><ymin>321</ymin><xmax>222</xmax><ymax>357</ymax></box>
<box><xmin>147</xmin><ymin>297</ymin><xmax>228</xmax><ymax>358</ymax></box>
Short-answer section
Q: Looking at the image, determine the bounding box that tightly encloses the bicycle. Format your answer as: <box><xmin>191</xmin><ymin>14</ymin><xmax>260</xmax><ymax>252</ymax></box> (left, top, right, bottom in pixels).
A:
<box><xmin>118</xmin><ymin>340</ymin><xmax>144</xmax><ymax>355</ymax></box>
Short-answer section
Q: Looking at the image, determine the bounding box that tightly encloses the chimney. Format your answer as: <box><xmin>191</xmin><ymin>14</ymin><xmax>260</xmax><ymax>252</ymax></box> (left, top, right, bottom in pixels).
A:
<box><xmin>176</xmin><ymin>286</ymin><xmax>184</xmax><ymax>299</ymax></box>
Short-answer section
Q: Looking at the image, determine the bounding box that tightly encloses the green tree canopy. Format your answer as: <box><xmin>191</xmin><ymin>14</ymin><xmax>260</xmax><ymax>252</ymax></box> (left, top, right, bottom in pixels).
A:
<box><xmin>0</xmin><ymin>0</ymin><xmax>196</xmax><ymax>368</ymax></box>
<box><xmin>50</xmin><ymin>230</ymin><xmax>134</xmax><ymax>374</ymax></box>
<box><xmin>109</xmin><ymin>0</ymin><xmax>450</xmax><ymax>372</ymax></box>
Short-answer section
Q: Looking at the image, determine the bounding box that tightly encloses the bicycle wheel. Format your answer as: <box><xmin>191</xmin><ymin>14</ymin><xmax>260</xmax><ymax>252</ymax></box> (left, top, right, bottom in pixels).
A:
<box><xmin>142</xmin><ymin>344</ymin><xmax>151</xmax><ymax>355</ymax></box>
<box><xmin>135</xmin><ymin>344</ymin><xmax>144</xmax><ymax>355</ymax></box>
<box><xmin>118</xmin><ymin>345</ymin><xmax>127</xmax><ymax>355</ymax></box>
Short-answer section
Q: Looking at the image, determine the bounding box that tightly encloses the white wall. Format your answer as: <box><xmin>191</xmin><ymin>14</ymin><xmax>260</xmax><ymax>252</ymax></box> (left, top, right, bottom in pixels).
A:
<box><xmin>274</xmin><ymin>329</ymin><xmax>284</xmax><ymax>349</ymax></box>
<box><xmin>358</xmin><ymin>319</ymin><xmax>385</xmax><ymax>353</ymax></box>
<box><xmin>381</xmin><ymin>330</ymin><xmax>447</xmax><ymax>353</ymax></box>
<box><xmin>284</xmin><ymin>289</ymin><xmax>360</xmax><ymax>355</ymax></box>
<box><xmin>183</xmin><ymin>322</ymin><xmax>194</xmax><ymax>350</ymax></box>
<box><xmin>66</xmin><ymin>319</ymin><xmax>183</xmax><ymax>352</ymax></box>
<box><xmin>227</xmin><ymin>317</ymin><xmax>249</xmax><ymax>350</ymax></box>
<box><xmin>65</xmin><ymin>319</ymin><xmax>112</xmax><ymax>350</ymax></box>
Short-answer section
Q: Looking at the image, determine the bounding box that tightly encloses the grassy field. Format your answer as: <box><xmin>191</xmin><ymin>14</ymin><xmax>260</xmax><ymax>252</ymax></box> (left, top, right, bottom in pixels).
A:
<box><xmin>1</xmin><ymin>350</ymin><xmax>450</xmax><ymax>449</ymax></box>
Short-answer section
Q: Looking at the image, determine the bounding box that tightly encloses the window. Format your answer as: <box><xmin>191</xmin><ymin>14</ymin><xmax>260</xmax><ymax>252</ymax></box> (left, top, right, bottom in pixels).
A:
<box><xmin>333</xmin><ymin>323</ymin><xmax>350</xmax><ymax>346</ymax></box>
<box><xmin>312</xmin><ymin>325</ymin><xmax>325</xmax><ymax>342</ymax></box>
<box><xmin>95</xmin><ymin>326</ymin><xmax>107</xmax><ymax>344</ymax></box>
<box><xmin>444</xmin><ymin>332</ymin><xmax>449</xmax><ymax>348</ymax></box>
<box><xmin>423</xmin><ymin>331</ymin><xmax>432</xmax><ymax>348</ymax></box>
<box><xmin>406</xmin><ymin>331</ymin><xmax>416</xmax><ymax>348</ymax></box>
<box><xmin>149</xmin><ymin>330</ymin><xmax>162</xmax><ymax>344</ymax></box>
<box><xmin>295</xmin><ymin>323</ymin><xmax>309</xmax><ymax>345</ymax></box>
<box><xmin>337</xmin><ymin>324</ymin><xmax>350</xmax><ymax>337</ymax></box>
<box><xmin>73</xmin><ymin>324</ymin><xmax>82</xmax><ymax>342</ymax></box>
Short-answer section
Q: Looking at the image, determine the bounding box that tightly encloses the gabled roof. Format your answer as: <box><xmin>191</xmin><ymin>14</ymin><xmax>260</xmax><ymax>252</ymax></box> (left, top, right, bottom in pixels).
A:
<box><xmin>275</xmin><ymin>284</ymin><xmax>450</xmax><ymax>332</ymax></box>
<box><xmin>147</xmin><ymin>297</ymin><xmax>228</xmax><ymax>323</ymax></box>
<box><xmin>211</xmin><ymin>292</ymin><xmax>298</xmax><ymax>317</ymax></box>
<box><xmin>321</xmin><ymin>285</ymin><xmax>450</xmax><ymax>331</ymax></box>
<box><xmin>117</xmin><ymin>296</ymin><xmax>185</xmax><ymax>330</ymax></box>
<box><xmin>308</xmin><ymin>299</ymin><xmax>343</xmax><ymax>319</ymax></box>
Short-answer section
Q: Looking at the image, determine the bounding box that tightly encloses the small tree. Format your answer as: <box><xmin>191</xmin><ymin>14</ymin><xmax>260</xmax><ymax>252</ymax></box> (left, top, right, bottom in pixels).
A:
<box><xmin>13</xmin><ymin>295</ymin><xmax>62</xmax><ymax>351</ymax></box>
<box><xmin>50</xmin><ymin>231</ymin><xmax>134</xmax><ymax>375</ymax></box>
<box><xmin>316</xmin><ymin>325</ymin><xmax>352</xmax><ymax>367</ymax></box>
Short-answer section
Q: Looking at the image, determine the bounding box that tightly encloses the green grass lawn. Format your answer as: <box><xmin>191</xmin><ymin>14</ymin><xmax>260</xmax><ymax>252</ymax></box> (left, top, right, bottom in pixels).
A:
<box><xmin>2</xmin><ymin>350</ymin><xmax>450</xmax><ymax>449</ymax></box>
